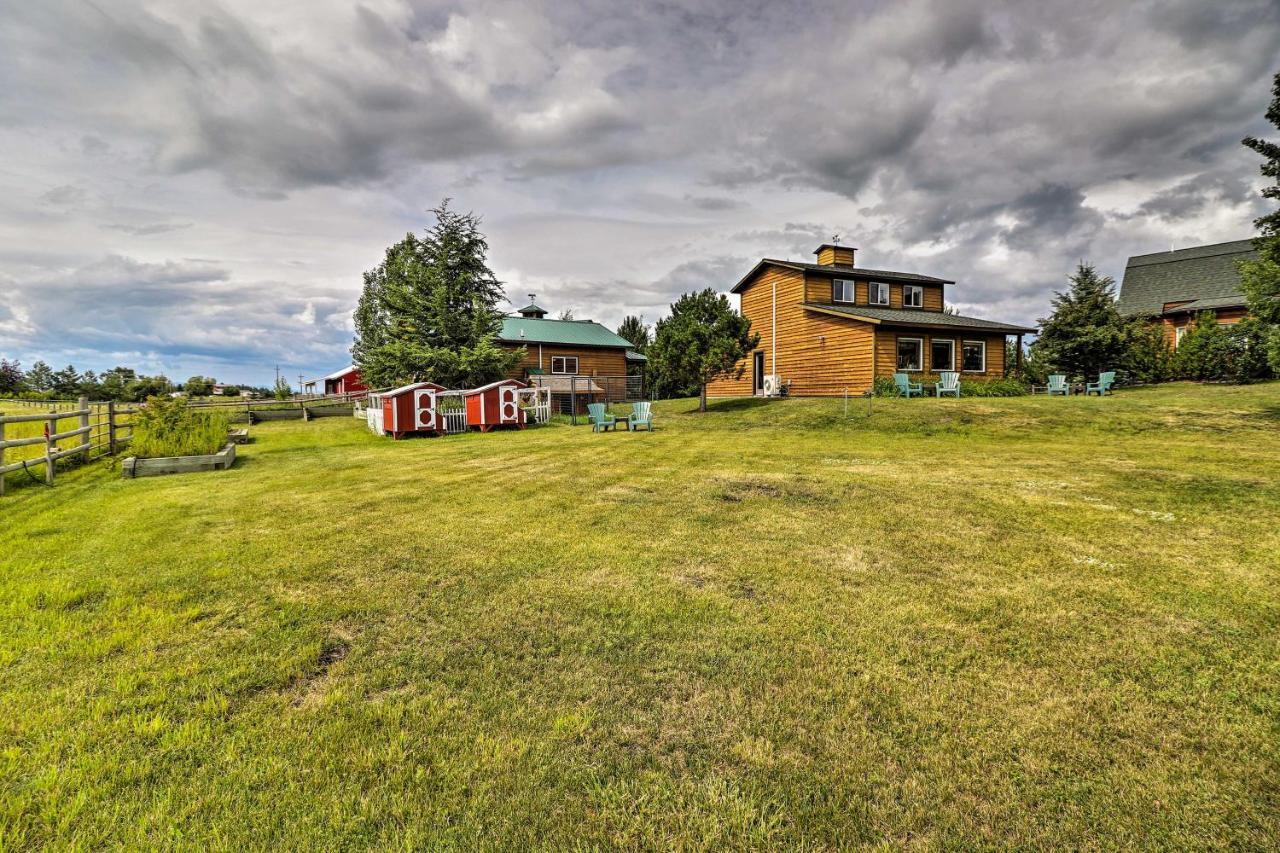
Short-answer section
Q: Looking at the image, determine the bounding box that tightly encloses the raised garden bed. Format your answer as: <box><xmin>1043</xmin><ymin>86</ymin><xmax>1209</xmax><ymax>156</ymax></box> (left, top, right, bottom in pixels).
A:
<box><xmin>227</xmin><ymin>428</ymin><xmax>250</xmax><ymax>444</ymax></box>
<box><xmin>122</xmin><ymin>442</ymin><xmax>236</xmax><ymax>479</ymax></box>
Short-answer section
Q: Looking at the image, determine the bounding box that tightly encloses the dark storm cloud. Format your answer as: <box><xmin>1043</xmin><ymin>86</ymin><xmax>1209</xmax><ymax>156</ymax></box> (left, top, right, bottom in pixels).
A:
<box><xmin>1</xmin><ymin>0</ymin><xmax>1279</xmax><ymax>381</ymax></box>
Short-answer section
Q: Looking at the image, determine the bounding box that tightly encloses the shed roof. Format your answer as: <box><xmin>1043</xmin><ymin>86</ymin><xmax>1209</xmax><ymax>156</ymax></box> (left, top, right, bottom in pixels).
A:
<box><xmin>803</xmin><ymin>303</ymin><xmax>1036</xmax><ymax>334</ymax></box>
<box><xmin>732</xmin><ymin>259</ymin><xmax>953</xmax><ymax>293</ymax></box>
<box><xmin>499</xmin><ymin>316</ymin><xmax>636</xmax><ymax>348</ymax></box>
<box><xmin>1117</xmin><ymin>239</ymin><xmax>1257</xmax><ymax>316</ymax></box>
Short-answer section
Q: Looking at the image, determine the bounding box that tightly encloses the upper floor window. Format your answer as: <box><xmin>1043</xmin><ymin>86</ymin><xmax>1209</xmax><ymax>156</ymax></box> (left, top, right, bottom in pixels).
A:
<box><xmin>832</xmin><ymin>279</ymin><xmax>855</xmax><ymax>303</ymax></box>
<box><xmin>551</xmin><ymin>356</ymin><xmax>579</xmax><ymax>374</ymax></box>
<box><xmin>868</xmin><ymin>282</ymin><xmax>889</xmax><ymax>305</ymax></box>
<box><xmin>903</xmin><ymin>285</ymin><xmax>923</xmax><ymax>308</ymax></box>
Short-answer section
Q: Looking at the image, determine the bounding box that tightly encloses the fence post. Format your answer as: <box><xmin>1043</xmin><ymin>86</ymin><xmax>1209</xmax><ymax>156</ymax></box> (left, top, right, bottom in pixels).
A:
<box><xmin>45</xmin><ymin>407</ymin><xmax>55</xmax><ymax>484</ymax></box>
<box><xmin>78</xmin><ymin>396</ymin><xmax>90</xmax><ymax>463</ymax></box>
<box><xmin>0</xmin><ymin>411</ymin><xmax>6</xmax><ymax>496</ymax></box>
<box><xmin>107</xmin><ymin>401</ymin><xmax>117</xmax><ymax>456</ymax></box>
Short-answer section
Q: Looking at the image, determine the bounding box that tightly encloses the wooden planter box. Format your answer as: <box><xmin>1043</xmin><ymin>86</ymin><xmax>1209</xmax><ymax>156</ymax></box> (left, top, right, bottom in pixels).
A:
<box><xmin>122</xmin><ymin>442</ymin><xmax>236</xmax><ymax>479</ymax></box>
<box><xmin>227</xmin><ymin>428</ymin><xmax>250</xmax><ymax>444</ymax></box>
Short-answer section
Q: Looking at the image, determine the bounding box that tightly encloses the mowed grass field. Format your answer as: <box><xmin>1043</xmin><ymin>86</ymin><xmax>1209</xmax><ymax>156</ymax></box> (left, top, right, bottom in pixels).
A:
<box><xmin>2</xmin><ymin>383</ymin><xmax>1278</xmax><ymax>848</ymax></box>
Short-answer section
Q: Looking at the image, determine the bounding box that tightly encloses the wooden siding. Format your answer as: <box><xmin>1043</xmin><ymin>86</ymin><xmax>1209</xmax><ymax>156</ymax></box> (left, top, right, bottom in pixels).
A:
<box><xmin>804</xmin><ymin>273</ymin><xmax>944</xmax><ymax>312</ymax></box>
<box><xmin>873</xmin><ymin>329</ymin><xmax>1006</xmax><ymax>380</ymax></box>
<box><xmin>815</xmin><ymin>246</ymin><xmax>856</xmax><ymax>266</ymax></box>
<box><xmin>501</xmin><ymin>344</ymin><xmax>627</xmax><ymax>380</ymax></box>
<box><xmin>1161</xmin><ymin>306</ymin><xmax>1249</xmax><ymax>346</ymax></box>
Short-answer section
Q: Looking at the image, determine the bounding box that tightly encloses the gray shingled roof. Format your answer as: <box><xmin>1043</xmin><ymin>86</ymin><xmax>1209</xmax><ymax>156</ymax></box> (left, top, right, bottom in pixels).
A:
<box><xmin>803</xmin><ymin>303</ymin><xmax>1036</xmax><ymax>333</ymax></box>
<box><xmin>1116</xmin><ymin>239</ymin><xmax>1257</xmax><ymax>316</ymax></box>
<box><xmin>732</xmin><ymin>259</ymin><xmax>953</xmax><ymax>292</ymax></box>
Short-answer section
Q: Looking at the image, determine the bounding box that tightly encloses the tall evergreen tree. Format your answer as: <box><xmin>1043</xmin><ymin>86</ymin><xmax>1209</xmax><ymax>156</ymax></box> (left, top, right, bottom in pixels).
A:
<box><xmin>647</xmin><ymin>289</ymin><xmax>759</xmax><ymax>412</ymax></box>
<box><xmin>616</xmin><ymin>315</ymin><xmax>651</xmax><ymax>351</ymax></box>
<box><xmin>1239</xmin><ymin>68</ymin><xmax>1280</xmax><ymax>373</ymax></box>
<box><xmin>1030</xmin><ymin>263</ymin><xmax>1129</xmax><ymax>381</ymax></box>
<box><xmin>26</xmin><ymin>360</ymin><xmax>54</xmax><ymax>393</ymax></box>
<box><xmin>352</xmin><ymin>200</ymin><xmax>522</xmax><ymax>388</ymax></box>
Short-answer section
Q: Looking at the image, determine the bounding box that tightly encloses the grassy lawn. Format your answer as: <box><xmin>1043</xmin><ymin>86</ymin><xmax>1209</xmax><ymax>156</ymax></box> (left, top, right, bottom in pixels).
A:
<box><xmin>2</xmin><ymin>383</ymin><xmax>1278</xmax><ymax>848</ymax></box>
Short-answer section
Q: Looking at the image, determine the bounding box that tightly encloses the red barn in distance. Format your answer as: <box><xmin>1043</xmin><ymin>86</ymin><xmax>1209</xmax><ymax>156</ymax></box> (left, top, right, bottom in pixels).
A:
<box><xmin>302</xmin><ymin>365</ymin><xmax>368</xmax><ymax>396</ymax></box>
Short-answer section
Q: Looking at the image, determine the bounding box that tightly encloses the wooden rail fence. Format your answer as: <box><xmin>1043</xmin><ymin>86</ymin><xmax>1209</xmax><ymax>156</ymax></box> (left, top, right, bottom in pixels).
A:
<box><xmin>0</xmin><ymin>397</ymin><xmax>137</xmax><ymax>495</ymax></box>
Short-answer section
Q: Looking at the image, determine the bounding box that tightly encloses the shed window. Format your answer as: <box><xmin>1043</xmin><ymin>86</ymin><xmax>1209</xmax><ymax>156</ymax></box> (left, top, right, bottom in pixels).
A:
<box><xmin>551</xmin><ymin>356</ymin><xmax>579</xmax><ymax>374</ymax></box>
<box><xmin>962</xmin><ymin>341</ymin><xmax>986</xmax><ymax>372</ymax></box>
<box><xmin>904</xmin><ymin>285</ymin><xmax>923</xmax><ymax>308</ymax></box>
<box><xmin>931</xmin><ymin>339</ymin><xmax>955</xmax><ymax>371</ymax></box>
<box><xmin>869</xmin><ymin>282</ymin><xmax>889</xmax><ymax>305</ymax></box>
<box><xmin>833</xmin><ymin>279</ymin><xmax>855</xmax><ymax>303</ymax></box>
<box><xmin>896</xmin><ymin>338</ymin><xmax>923</xmax><ymax>371</ymax></box>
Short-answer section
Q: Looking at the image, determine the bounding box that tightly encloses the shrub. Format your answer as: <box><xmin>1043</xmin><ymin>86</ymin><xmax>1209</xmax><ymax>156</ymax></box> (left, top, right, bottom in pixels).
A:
<box><xmin>1173</xmin><ymin>313</ymin><xmax>1274</xmax><ymax>383</ymax></box>
<box><xmin>1123</xmin><ymin>322</ymin><xmax>1174</xmax><ymax>384</ymax></box>
<box><xmin>872</xmin><ymin>377</ymin><xmax>902</xmax><ymax>397</ymax></box>
<box><xmin>130</xmin><ymin>396</ymin><xmax>230</xmax><ymax>458</ymax></box>
<box><xmin>959</xmin><ymin>378</ymin><xmax>1028</xmax><ymax>397</ymax></box>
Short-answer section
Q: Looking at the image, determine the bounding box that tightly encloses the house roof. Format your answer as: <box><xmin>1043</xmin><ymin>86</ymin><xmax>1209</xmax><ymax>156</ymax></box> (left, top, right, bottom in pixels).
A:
<box><xmin>499</xmin><ymin>316</ymin><xmax>636</xmax><ymax>349</ymax></box>
<box><xmin>323</xmin><ymin>365</ymin><xmax>358</xmax><ymax>380</ymax></box>
<box><xmin>1163</xmin><ymin>294</ymin><xmax>1249</xmax><ymax>314</ymax></box>
<box><xmin>803</xmin><ymin>303</ymin><xmax>1036</xmax><ymax>334</ymax></box>
<box><xmin>1117</xmin><ymin>238</ymin><xmax>1257</xmax><ymax>316</ymax></box>
<box><xmin>732</xmin><ymin>259</ymin><xmax>953</xmax><ymax>293</ymax></box>
<box><xmin>516</xmin><ymin>302</ymin><xmax>548</xmax><ymax>317</ymax></box>
<box><xmin>625</xmin><ymin>350</ymin><xmax>647</xmax><ymax>362</ymax></box>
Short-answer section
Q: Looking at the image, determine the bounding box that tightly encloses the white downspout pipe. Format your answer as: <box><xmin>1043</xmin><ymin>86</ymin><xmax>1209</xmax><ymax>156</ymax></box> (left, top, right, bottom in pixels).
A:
<box><xmin>771</xmin><ymin>277</ymin><xmax>777</xmax><ymax>374</ymax></box>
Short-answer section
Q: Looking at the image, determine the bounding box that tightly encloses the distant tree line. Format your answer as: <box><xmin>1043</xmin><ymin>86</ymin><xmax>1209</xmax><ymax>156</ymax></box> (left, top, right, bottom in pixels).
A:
<box><xmin>0</xmin><ymin>360</ymin><xmax>272</xmax><ymax>401</ymax></box>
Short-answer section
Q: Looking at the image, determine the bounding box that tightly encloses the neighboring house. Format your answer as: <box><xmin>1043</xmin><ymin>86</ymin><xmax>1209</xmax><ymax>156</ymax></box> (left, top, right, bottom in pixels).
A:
<box><xmin>303</xmin><ymin>366</ymin><xmax>368</xmax><ymax>396</ymax></box>
<box><xmin>1117</xmin><ymin>239</ymin><xmax>1257</xmax><ymax>348</ymax></box>
<box><xmin>497</xmin><ymin>297</ymin><xmax>644</xmax><ymax>411</ymax></box>
<box><xmin>706</xmin><ymin>243</ymin><xmax>1035</xmax><ymax>397</ymax></box>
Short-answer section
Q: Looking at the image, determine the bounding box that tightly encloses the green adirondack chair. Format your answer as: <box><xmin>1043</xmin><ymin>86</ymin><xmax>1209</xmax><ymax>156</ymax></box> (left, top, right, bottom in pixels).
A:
<box><xmin>1085</xmin><ymin>371</ymin><xmax>1115</xmax><ymax>396</ymax></box>
<box><xmin>936</xmin><ymin>371</ymin><xmax>960</xmax><ymax>398</ymax></box>
<box><xmin>586</xmin><ymin>402</ymin><xmax>616</xmax><ymax>432</ymax></box>
<box><xmin>893</xmin><ymin>372</ymin><xmax>922</xmax><ymax>398</ymax></box>
<box><xmin>628</xmin><ymin>401</ymin><xmax>653</xmax><ymax>431</ymax></box>
<box><xmin>1047</xmin><ymin>374</ymin><xmax>1069</xmax><ymax>396</ymax></box>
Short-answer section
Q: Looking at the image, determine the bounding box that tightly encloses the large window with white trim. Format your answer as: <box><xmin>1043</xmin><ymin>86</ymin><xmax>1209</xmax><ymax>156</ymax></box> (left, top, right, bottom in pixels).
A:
<box><xmin>961</xmin><ymin>340</ymin><xmax>986</xmax><ymax>372</ymax></box>
<box><xmin>931</xmin><ymin>338</ymin><xmax>955</xmax><ymax>371</ymax></box>
<box><xmin>832</xmin><ymin>279</ymin><xmax>855</xmax><ymax>303</ymax></box>
<box><xmin>868</xmin><ymin>282</ymin><xmax>889</xmax><ymax>305</ymax></box>
<box><xmin>903</xmin><ymin>285</ymin><xmax>923</xmax><ymax>308</ymax></box>
<box><xmin>551</xmin><ymin>356</ymin><xmax>579</xmax><ymax>374</ymax></box>
<box><xmin>896</xmin><ymin>337</ymin><xmax>923</xmax><ymax>371</ymax></box>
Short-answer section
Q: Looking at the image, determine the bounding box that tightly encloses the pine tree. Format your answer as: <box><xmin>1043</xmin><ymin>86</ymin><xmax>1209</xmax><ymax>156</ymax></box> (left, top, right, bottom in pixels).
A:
<box><xmin>1030</xmin><ymin>263</ymin><xmax>1129</xmax><ymax>381</ymax></box>
<box><xmin>352</xmin><ymin>200</ymin><xmax>522</xmax><ymax>388</ymax></box>
<box><xmin>1239</xmin><ymin>68</ymin><xmax>1280</xmax><ymax>373</ymax></box>
<box><xmin>26</xmin><ymin>360</ymin><xmax>54</xmax><ymax>393</ymax></box>
<box><xmin>647</xmin><ymin>289</ymin><xmax>759</xmax><ymax>411</ymax></box>
<box><xmin>616</xmin><ymin>315</ymin><xmax>651</xmax><ymax>351</ymax></box>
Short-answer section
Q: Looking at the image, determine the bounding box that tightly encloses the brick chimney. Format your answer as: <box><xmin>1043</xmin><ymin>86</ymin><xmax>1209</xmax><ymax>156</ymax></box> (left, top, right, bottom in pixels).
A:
<box><xmin>814</xmin><ymin>243</ymin><xmax>856</xmax><ymax>267</ymax></box>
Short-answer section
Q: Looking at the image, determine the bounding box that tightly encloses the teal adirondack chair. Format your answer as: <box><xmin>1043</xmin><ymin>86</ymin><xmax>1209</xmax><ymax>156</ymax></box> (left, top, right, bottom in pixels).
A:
<box><xmin>628</xmin><ymin>401</ymin><xmax>653</xmax><ymax>431</ymax></box>
<box><xmin>893</xmin><ymin>372</ymin><xmax>922</xmax><ymax>398</ymax></box>
<box><xmin>936</xmin><ymin>371</ymin><xmax>960</xmax><ymax>398</ymax></box>
<box><xmin>1085</xmin><ymin>371</ymin><xmax>1115</xmax><ymax>396</ymax></box>
<box><xmin>1047</xmin><ymin>374</ymin><xmax>1069</xmax><ymax>396</ymax></box>
<box><xmin>586</xmin><ymin>402</ymin><xmax>616</xmax><ymax>432</ymax></box>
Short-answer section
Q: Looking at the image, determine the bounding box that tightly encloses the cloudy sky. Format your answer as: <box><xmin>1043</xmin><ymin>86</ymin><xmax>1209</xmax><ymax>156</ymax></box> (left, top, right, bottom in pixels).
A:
<box><xmin>1</xmin><ymin>0</ymin><xmax>1278</xmax><ymax>386</ymax></box>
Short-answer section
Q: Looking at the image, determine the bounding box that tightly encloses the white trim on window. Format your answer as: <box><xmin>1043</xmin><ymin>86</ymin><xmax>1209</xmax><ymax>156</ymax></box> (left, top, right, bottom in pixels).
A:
<box><xmin>931</xmin><ymin>338</ymin><xmax>955</xmax><ymax>371</ymax></box>
<box><xmin>551</xmin><ymin>355</ymin><xmax>579</xmax><ymax>374</ymax></box>
<box><xmin>832</xmin><ymin>279</ymin><xmax>855</xmax><ymax>303</ymax></box>
<box><xmin>1174</xmin><ymin>326</ymin><xmax>1187</xmax><ymax>348</ymax></box>
<box><xmin>903</xmin><ymin>284</ymin><xmax>923</xmax><ymax>308</ymax></box>
<box><xmin>868</xmin><ymin>281</ymin><xmax>889</xmax><ymax>305</ymax></box>
<box><xmin>961</xmin><ymin>340</ymin><xmax>986</xmax><ymax>373</ymax></box>
<box><xmin>896</xmin><ymin>337</ymin><xmax>923</xmax><ymax>372</ymax></box>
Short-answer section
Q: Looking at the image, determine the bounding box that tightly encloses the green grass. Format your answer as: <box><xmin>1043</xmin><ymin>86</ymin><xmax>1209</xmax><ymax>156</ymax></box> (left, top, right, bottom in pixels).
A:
<box><xmin>2</xmin><ymin>383</ymin><xmax>1278</xmax><ymax>848</ymax></box>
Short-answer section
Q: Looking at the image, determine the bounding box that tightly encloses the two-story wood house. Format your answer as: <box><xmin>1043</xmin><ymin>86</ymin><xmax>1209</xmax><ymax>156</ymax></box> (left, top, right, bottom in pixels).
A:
<box><xmin>1116</xmin><ymin>239</ymin><xmax>1257</xmax><ymax>347</ymax></box>
<box><xmin>706</xmin><ymin>243</ymin><xmax>1035</xmax><ymax>397</ymax></box>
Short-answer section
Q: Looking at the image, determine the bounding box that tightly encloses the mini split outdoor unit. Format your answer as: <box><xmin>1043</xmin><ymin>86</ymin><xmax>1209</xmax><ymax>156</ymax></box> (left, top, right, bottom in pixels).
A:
<box><xmin>762</xmin><ymin>374</ymin><xmax>783</xmax><ymax>397</ymax></box>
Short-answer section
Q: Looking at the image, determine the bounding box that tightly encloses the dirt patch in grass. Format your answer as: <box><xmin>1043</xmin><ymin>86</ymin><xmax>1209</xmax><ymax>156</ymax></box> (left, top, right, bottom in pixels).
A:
<box><xmin>290</xmin><ymin>626</ymin><xmax>353</xmax><ymax>710</ymax></box>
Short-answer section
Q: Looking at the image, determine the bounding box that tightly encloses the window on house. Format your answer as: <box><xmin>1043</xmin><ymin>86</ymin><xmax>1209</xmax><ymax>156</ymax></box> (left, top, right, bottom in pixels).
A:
<box><xmin>1175</xmin><ymin>326</ymin><xmax>1187</xmax><ymax>348</ymax></box>
<box><xmin>551</xmin><ymin>356</ymin><xmax>579</xmax><ymax>374</ymax></box>
<box><xmin>896</xmin><ymin>338</ymin><xmax>923</xmax><ymax>371</ymax></box>
<box><xmin>961</xmin><ymin>340</ymin><xmax>985</xmax><ymax>372</ymax></box>
<box><xmin>869</xmin><ymin>282</ymin><xmax>889</xmax><ymax>305</ymax></box>
<box><xmin>833</xmin><ymin>279</ymin><xmax>855</xmax><ymax>303</ymax></box>
<box><xmin>931</xmin><ymin>339</ymin><xmax>954</xmax><ymax>371</ymax></box>
<box><xmin>904</xmin><ymin>285</ymin><xmax>923</xmax><ymax>308</ymax></box>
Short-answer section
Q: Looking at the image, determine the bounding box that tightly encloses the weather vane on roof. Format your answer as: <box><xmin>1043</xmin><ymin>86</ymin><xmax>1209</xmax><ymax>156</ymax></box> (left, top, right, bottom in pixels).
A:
<box><xmin>832</xmin><ymin>234</ymin><xmax>841</xmax><ymax>244</ymax></box>
<box><xmin>528</xmin><ymin>293</ymin><xmax>536</xmax><ymax>303</ymax></box>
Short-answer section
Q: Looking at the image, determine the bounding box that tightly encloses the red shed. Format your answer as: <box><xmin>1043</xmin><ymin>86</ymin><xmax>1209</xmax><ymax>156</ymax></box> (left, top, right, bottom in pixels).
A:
<box><xmin>323</xmin><ymin>365</ymin><xmax>368</xmax><ymax>396</ymax></box>
<box><xmin>379</xmin><ymin>381</ymin><xmax>447</xmax><ymax>439</ymax></box>
<box><xmin>464</xmin><ymin>379</ymin><xmax>527</xmax><ymax>432</ymax></box>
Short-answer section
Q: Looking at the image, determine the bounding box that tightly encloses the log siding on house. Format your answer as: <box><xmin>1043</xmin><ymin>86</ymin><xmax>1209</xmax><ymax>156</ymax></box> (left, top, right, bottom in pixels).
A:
<box><xmin>707</xmin><ymin>244</ymin><xmax>1032</xmax><ymax>398</ymax></box>
<box><xmin>502</xmin><ymin>344</ymin><xmax>627</xmax><ymax>380</ymax></box>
